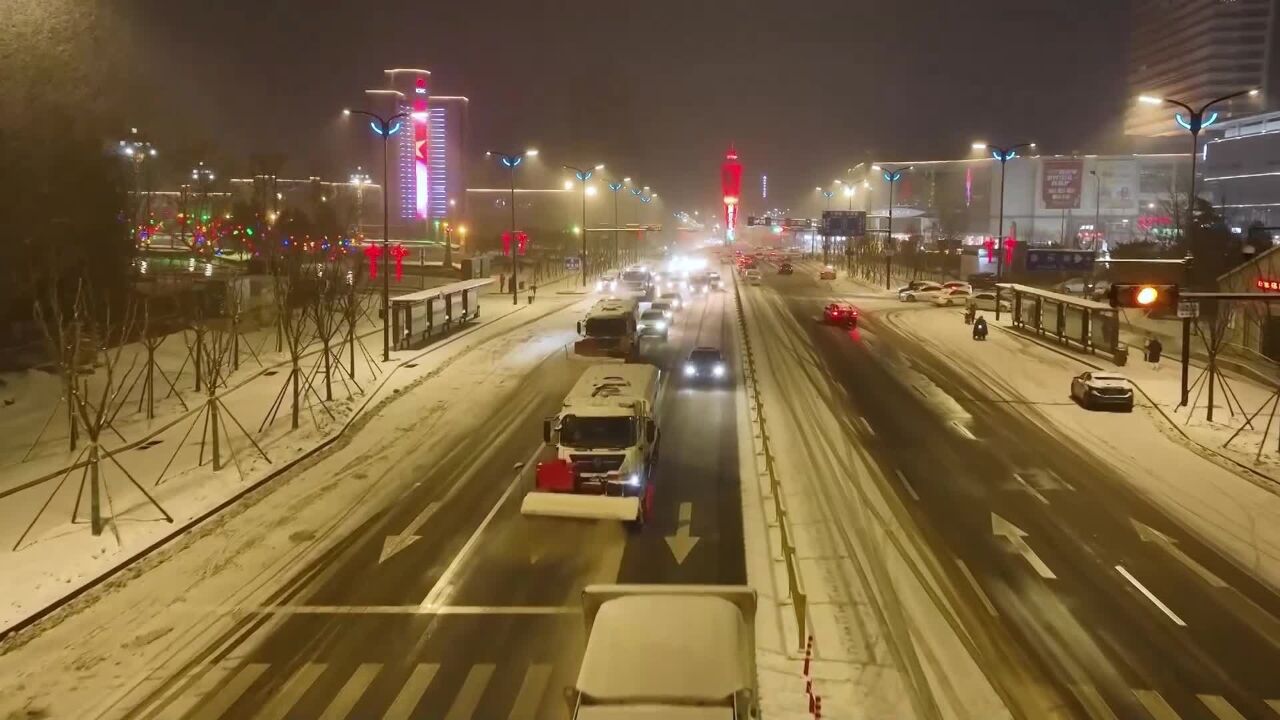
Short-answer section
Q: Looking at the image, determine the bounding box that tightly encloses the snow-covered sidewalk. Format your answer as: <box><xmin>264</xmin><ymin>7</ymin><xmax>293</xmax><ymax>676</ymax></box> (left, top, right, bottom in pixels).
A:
<box><xmin>0</xmin><ymin>274</ymin><xmax>586</xmax><ymax>635</ymax></box>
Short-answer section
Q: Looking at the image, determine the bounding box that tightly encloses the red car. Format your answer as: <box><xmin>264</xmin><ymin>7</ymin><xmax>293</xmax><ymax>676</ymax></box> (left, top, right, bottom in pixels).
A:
<box><xmin>823</xmin><ymin>302</ymin><xmax>859</xmax><ymax>327</ymax></box>
<box><xmin>818</xmin><ymin>266</ymin><xmax>837</xmax><ymax>280</ymax></box>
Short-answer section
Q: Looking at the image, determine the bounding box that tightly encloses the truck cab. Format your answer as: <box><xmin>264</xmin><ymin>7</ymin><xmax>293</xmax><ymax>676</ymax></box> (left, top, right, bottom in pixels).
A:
<box><xmin>575</xmin><ymin>297</ymin><xmax>639</xmax><ymax>359</ymax></box>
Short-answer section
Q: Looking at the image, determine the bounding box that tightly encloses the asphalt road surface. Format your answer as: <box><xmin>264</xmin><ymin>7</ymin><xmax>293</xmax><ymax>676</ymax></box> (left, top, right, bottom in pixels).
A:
<box><xmin>124</xmin><ymin>287</ymin><xmax>745</xmax><ymax>719</ymax></box>
<box><xmin>752</xmin><ymin>262</ymin><xmax>1280</xmax><ymax>720</ymax></box>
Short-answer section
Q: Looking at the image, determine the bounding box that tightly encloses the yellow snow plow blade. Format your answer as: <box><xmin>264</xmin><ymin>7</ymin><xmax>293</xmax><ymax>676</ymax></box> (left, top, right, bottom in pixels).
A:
<box><xmin>520</xmin><ymin>492</ymin><xmax>641</xmax><ymax>521</ymax></box>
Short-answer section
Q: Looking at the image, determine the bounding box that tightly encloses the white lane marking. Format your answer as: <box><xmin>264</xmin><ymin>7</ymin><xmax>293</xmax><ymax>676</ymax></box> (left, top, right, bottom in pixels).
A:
<box><xmin>383</xmin><ymin>663</ymin><xmax>439</xmax><ymax>720</ymax></box>
<box><xmin>444</xmin><ymin>663</ymin><xmax>496</xmax><ymax>720</ymax></box>
<box><xmin>1012</xmin><ymin>472</ymin><xmax>1051</xmax><ymax>505</ymax></box>
<box><xmin>509</xmin><ymin>664</ymin><xmax>553</xmax><ymax>720</ymax></box>
<box><xmin>950</xmin><ymin>420</ymin><xmax>976</xmax><ymax>440</ymax></box>
<box><xmin>1132</xmin><ymin>690</ymin><xmax>1181</xmax><ymax>720</ymax></box>
<box><xmin>1265</xmin><ymin>699</ymin><xmax>1280</xmax><ymax>714</ymax></box>
<box><xmin>189</xmin><ymin>663</ymin><xmax>268</xmax><ymax>720</ymax></box>
<box><xmin>858</xmin><ymin>416</ymin><xmax>876</xmax><ymax>436</ymax></box>
<box><xmin>1070</xmin><ymin>684</ymin><xmax>1119</xmax><ymax>720</ymax></box>
<box><xmin>992</xmin><ymin>513</ymin><xmax>1057</xmax><ymax>579</ymax></box>
<box><xmin>955</xmin><ymin>559</ymin><xmax>998</xmax><ymax>617</ymax></box>
<box><xmin>1198</xmin><ymin>694</ymin><xmax>1248</xmax><ymax>720</ymax></box>
<box><xmin>255</xmin><ymin>662</ymin><xmax>326</xmax><ymax>720</ymax></box>
<box><xmin>1116</xmin><ymin>565</ymin><xmax>1187</xmax><ymax>627</ymax></box>
<box><xmin>318</xmin><ymin>663</ymin><xmax>381</xmax><ymax>720</ymax></box>
<box><xmin>420</xmin><ymin>447</ymin><xmax>541</xmax><ymax>609</ymax></box>
<box><xmin>232</xmin><ymin>604</ymin><xmax>579</xmax><ymax>615</ymax></box>
<box><xmin>894</xmin><ymin>470</ymin><xmax>920</xmax><ymax>501</ymax></box>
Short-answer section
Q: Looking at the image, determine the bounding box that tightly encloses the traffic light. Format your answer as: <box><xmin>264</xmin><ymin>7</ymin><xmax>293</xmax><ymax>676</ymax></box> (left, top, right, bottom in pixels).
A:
<box><xmin>1108</xmin><ymin>283</ymin><xmax>1178</xmax><ymax>309</ymax></box>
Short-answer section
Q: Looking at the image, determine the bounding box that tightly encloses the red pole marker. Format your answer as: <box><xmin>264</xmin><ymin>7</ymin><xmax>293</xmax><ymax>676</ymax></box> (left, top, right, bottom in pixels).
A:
<box><xmin>814</xmin><ymin>695</ymin><xmax>822</xmax><ymax>719</ymax></box>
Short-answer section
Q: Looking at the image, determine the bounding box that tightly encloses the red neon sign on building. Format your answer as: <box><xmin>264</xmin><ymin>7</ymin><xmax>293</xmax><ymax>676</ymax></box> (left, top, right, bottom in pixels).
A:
<box><xmin>721</xmin><ymin>144</ymin><xmax>742</xmax><ymax>241</ymax></box>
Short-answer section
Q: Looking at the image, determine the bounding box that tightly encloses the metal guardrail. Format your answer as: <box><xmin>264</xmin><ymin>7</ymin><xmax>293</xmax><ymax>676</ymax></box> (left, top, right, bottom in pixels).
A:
<box><xmin>732</xmin><ymin>276</ymin><xmax>808</xmax><ymax>649</ymax></box>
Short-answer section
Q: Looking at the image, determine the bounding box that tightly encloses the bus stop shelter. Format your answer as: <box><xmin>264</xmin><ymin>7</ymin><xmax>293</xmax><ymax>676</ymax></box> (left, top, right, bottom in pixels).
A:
<box><xmin>997</xmin><ymin>283</ymin><xmax>1126</xmax><ymax>365</ymax></box>
<box><xmin>390</xmin><ymin>278</ymin><xmax>494</xmax><ymax>350</ymax></box>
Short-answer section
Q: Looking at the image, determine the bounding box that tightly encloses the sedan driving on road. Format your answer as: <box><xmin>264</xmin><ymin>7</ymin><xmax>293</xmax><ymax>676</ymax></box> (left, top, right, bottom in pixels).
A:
<box><xmin>898</xmin><ymin>282</ymin><xmax>944</xmax><ymax>302</ymax></box>
<box><xmin>683</xmin><ymin>347</ymin><xmax>728</xmax><ymax>383</ymax></box>
<box><xmin>638</xmin><ymin>310</ymin><xmax>669</xmax><ymax>339</ymax></box>
<box><xmin>658</xmin><ymin>291</ymin><xmax>684</xmax><ymax>310</ymax></box>
<box><xmin>823</xmin><ymin>302</ymin><xmax>859</xmax><ymax>327</ymax></box>
<box><xmin>745</xmin><ymin>269</ymin><xmax>762</xmax><ymax>285</ymax></box>
<box><xmin>932</xmin><ymin>287</ymin><xmax>972</xmax><ymax>307</ymax></box>
<box><xmin>818</xmin><ymin>266</ymin><xmax>837</xmax><ymax>280</ymax></box>
<box><xmin>1070</xmin><ymin>371</ymin><xmax>1134</xmax><ymax>412</ymax></box>
<box><xmin>778</xmin><ymin>262</ymin><xmax>794</xmax><ymax>275</ymax></box>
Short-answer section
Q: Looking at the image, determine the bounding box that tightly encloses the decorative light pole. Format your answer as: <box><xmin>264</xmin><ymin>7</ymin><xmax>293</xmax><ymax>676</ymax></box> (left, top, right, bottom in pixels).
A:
<box><xmin>118</xmin><ymin>128</ymin><xmax>157</xmax><ymax>233</ymax></box>
<box><xmin>487</xmin><ymin>149</ymin><xmax>539</xmax><ymax>304</ymax></box>
<box><xmin>606</xmin><ymin>180</ymin><xmax>624</xmax><ymax>270</ymax></box>
<box><xmin>879</xmin><ymin>166</ymin><xmax>911</xmax><ymax>289</ymax></box>
<box><xmin>1138</xmin><ymin>88</ymin><xmax>1258</xmax><ymax>406</ymax></box>
<box><xmin>344</xmin><ymin>107</ymin><xmax>409</xmax><ymax>361</ymax></box>
<box><xmin>565</xmin><ymin>163</ymin><xmax>605</xmax><ymax>286</ymax></box>
<box><xmin>971</xmin><ymin>142</ymin><xmax>1034</xmax><ymax>320</ymax></box>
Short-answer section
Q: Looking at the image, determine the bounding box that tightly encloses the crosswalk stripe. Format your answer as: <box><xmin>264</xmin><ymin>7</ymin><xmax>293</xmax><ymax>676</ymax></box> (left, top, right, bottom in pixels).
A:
<box><xmin>383</xmin><ymin>663</ymin><xmax>439</xmax><ymax>720</ymax></box>
<box><xmin>255</xmin><ymin>662</ymin><xmax>327</xmax><ymax>720</ymax></box>
<box><xmin>318</xmin><ymin>663</ymin><xmax>381</xmax><ymax>720</ymax></box>
<box><xmin>1071</xmin><ymin>684</ymin><xmax>1119</xmax><ymax>720</ymax></box>
<box><xmin>1266</xmin><ymin>699</ymin><xmax>1280</xmax><ymax>715</ymax></box>
<box><xmin>509</xmin><ymin>664</ymin><xmax>553</xmax><ymax>720</ymax></box>
<box><xmin>1199</xmin><ymin>695</ymin><xmax>1248</xmax><ymax>720</ymax></box>
<box><xmin>1133</xmin><ymin>690</ymin><xmax>1181</xmax><ymax>720</ymax></box>
<box><xmin>444</xmin><ymin>663</ymin><xmax>496</xmax><ymax>720</ymax></box>
<box><xmin>189</xmin><ymin>663</ymin><xmax>269</xmax><ymax>720</ymax></box>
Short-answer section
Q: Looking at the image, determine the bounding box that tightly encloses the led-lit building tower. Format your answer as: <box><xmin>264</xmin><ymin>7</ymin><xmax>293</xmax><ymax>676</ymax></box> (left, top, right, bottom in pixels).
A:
<box><xmin>721</xmin><ymin>144</ymin><xmax>742</xmax><ymax>242</ymax></box>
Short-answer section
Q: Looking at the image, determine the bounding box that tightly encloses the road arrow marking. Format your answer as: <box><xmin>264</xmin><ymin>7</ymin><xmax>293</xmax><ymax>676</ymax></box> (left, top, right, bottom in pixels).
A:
<box><xmin>1131</xmin><ymin>519</ymin><xmax>1227</xmax><ymax>588</ymax></box>
<box><xmin>1012</xmin><ymin>473</ymin><xmax>1050</xmax><ymax>505</ymax></box>
<box><xmin>991</xmin><ymin>513</ymin><xmax>1056</xmax><ymax>579</ymax></box>
<box><xmin>379</xmin><ymin>502</ymin><xmax>441</xmax><ymax>564</ymax></box>
<box><xmin>665</xmin><ymin>502</ymin><xmax>700</xmax><ymax>565</ymax></box>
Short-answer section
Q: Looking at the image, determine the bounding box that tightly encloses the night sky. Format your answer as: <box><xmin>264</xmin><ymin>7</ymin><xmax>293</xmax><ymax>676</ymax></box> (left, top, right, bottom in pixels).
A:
<box><xmin>28</xmin><ymin>0</ymin><xmax>1130</xmax><ymax>212</ymax></box>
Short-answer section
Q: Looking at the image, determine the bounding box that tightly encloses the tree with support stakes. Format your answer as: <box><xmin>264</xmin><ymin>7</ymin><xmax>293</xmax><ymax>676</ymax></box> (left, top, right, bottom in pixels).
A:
<box><xmin>118</xmin><ymin>298</ymin><xmax>189</xmax><ymax>421</ymax></box>
<box><xmin>18</xmin><ymin>284</ymin><xmax>173</xmax><ymax>547</ymax></box>
<box><xmin>259</xmin><ymin>252</ymin><xmax>319</xmax><ymax>432</ymax></box>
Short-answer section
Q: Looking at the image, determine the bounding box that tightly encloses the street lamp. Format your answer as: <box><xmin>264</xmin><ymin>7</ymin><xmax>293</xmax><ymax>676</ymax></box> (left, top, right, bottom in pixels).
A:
<box><xmin>564</xmin><ymin>163</ymin><xmax>604</xmax><ymax>286</ymax></box>
<box><xmin>1137</xmin><ymin>88</ymin><xmax>1258</xmax><ymax>407</ymax></box>
<box><xmin>344</xmin><ymin>107</ymin><xmax>409</xmax><ymax>361</ymax></box>
<box><xmin>487</xmin><ymin>148</ymin><xmax>539</xmax><ymax>304</ymax></box>
<box><xmin>815</xmin><ymin>188</ymin><xmax>834</xmax><ymax>259</ymax></box>
<box><xmin>972</xmin><ymin>141</ymin><xmax>1035</xmax><ymax>319</ymax></box>
<box><xmin>606</xmin><ymin>180</ymin><xmax>625</xmax><ymax>270</ymax></box>
<box><xmin>880</xmin><ymin>166</ymin><xmax>911</xmax><ymax>289</ymax></box>
<box><xmin>118</xmin><ymin>128</ymin><xmax>158</xmax><ymax>230</ymax></box>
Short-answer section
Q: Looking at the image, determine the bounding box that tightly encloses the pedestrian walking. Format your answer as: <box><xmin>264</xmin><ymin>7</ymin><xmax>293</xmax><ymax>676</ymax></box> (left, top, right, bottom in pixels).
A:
<box><xmin>527</xmin><ymin>283</ymin><xmax>537</xmax><ymax>305</ymax></box>
<box><xmin>1144</xmin><ymin>334</ymin><xmax>1163</xmax><ymax>370</ymax></box>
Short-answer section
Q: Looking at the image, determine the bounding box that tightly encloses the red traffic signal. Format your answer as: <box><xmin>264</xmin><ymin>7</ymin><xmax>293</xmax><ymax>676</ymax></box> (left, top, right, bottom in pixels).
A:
<box><xmin>1108</xmin><ymin>283</ymin><xmax>1178</xmax><ymax>308</ymax></box>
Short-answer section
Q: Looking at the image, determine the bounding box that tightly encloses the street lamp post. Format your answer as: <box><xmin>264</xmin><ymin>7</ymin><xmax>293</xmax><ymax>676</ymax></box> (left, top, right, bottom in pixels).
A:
<box><xmin>1138</xmin><ymin>88</ymin><xmax>1258</xmax><ymax>406</ymax></box>
<box><xmin>815</xmin><ymin>188</ymin><xmax>833</xmax><ymax>259</ymax></box>
<box><xmin>973</xmin><ymin>142</ymin><xmax>1035</xmax><ymax>320</ymax></box>
<box><xmin>607</xmin><ymin>181</ymin><xmax>624</xmax><ymax>270</ymax></box>
<box><xmin>344</xmin><ymin>108</ymin><xmax>409</xmax><ymax>362</ymax></box>
<box><xmin>565</xmin><ymin>163</ymin><xmax>605</xmax><ymax>286</ymax></box>
<box><xmin>880</xmin><ymin>166</ymin><xmax>911</xmax><ymax>289</ymax></box>
<box><xmin>487</xmin><ymin>149</ymin><xmax>539</xmax><ymax>304</ymax></box>
<box><xmin>118</xmin><ymin>128</ymin><xmax>157</xmax><ymax>234</ymax></box>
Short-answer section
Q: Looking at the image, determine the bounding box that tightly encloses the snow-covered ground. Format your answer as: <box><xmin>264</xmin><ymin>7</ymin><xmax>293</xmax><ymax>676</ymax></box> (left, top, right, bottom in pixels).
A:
<box><xmin>0</xmin><ymin>288</ymin><xmax>595</xmax><ymax>719</ymax></box>
<box><xmin>873</xmin><ymin>300</ymin><xmax>1280</xmax><ymax>596</ymax></box>
<box><xmin>731</xmin><ymin>270</ymin><xmax>1010</xmax><ymax>720</ymax></box>
<box><xmin>0</xmin><ymin>271</ymin><xmax>584</xmax><ymax>635</ymax></box>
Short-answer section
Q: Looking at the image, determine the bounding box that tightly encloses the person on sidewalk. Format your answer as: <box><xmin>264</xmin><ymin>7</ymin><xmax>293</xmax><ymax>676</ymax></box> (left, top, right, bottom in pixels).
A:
<box><xmin>527</xmin><ymin>283</ymin><xmax>537</xmax><ymax>305</ymax></box>
<box><xmin>1145</xmin><ymin>334</ymin><xmax>1163</xmax><ymax>370</ymax></box>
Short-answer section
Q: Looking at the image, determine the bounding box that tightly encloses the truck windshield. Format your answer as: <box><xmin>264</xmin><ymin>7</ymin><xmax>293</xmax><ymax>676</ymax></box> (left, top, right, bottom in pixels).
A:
<box><xmin>584</xmin><ymin>317</ymin><xmax>630</xmax><ymax>337</ymax></box>
<box><xmin>560</xmin><ymin>416</ymin><xmax>635</xmax><ymax>448</ymax></box>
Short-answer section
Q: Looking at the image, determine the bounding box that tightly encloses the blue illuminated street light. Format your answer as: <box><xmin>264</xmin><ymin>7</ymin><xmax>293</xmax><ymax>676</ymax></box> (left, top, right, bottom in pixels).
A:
<box><xmin>970</xmin><ymin>141</ymin><xmax>1034</xmax><ymax>318</ymax></box>
<box><xmin>876</xmin><ymin>165</ymin><xmax>912</xmax><ymax>289</ymax></box>
<box><xmin>564</xmin><ymin>163</ymin><xmax>606</xmax><ymax>286</ymax></box>
<box><xmin>344</xmin><ymin>107</ymin><xmax>409</xmax><ymax>362</ymax></box>
<box><xmin>487</xmin><ymin>148</ymin><xmax>540</xmax><ymax>304</ymax></box>
<box><xmin>606</xmin><ymin>181</ymin><xmax>625</xmax><ymax>268</ymax></box>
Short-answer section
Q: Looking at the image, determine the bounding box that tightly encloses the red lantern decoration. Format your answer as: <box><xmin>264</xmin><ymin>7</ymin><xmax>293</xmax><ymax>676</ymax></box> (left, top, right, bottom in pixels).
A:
<box><xmin>390</xmin><ymin>243</ymin><xmax>409</xmax><ymax>281</ymax></box>
<box><xmin>363</xmin><ymin>244</ymin><xmax>382</xmax><ymax>279</ymax></box>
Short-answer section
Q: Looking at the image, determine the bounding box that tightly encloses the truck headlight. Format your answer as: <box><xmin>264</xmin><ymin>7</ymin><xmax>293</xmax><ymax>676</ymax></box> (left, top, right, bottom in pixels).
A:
<box><xmin>627</xmin><ymin>473</ymin><xmax>640</xmax><ymax>487</ymax></box>
<box><xmin>713</xmin><ymin>363</ymin><xmax>726</xmax><ymax>377</ymax></box>
<box><xmin>684</xmin><ymin>363</ymin><xmax>697</xmax><ymax>376</ymax></box>
<box><xmin>595</xmin><ymin>281</ymin><xmax>604</xmax><ymax>291</ymax></box>
<box><xmin>655</xmin><ymin>321</ymin><xmax>666</xmax><ymax>330</ymax></box>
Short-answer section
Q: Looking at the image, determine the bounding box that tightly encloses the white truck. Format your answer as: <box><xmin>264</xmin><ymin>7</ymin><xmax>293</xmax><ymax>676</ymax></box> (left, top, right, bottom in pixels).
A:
<box><xmin>522</xmin><ymin>364</ymin><xmax>661</xmax><ymax>523</ymax></box>
<box><xmin>574</xmin><ymin>297</ymin><xmax>640</xmax><ymax>359</ymax></box>
<box><xmin>566</xmin><ymin>584</ymin><xmax>760</xmax><ymax>719</ymax></box>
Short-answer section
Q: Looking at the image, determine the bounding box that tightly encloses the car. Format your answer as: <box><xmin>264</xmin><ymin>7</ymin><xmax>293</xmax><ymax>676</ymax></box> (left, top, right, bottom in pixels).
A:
<box><xmin>707</xmin><ymin>272</ymin><xmax>723</xmax><ymax>290</ymax></box>
<box><xmin>895</xmin><ymin>280</ymin><xmax>934</xmax><ymax>295</ymax></box>
<box><xmin>966</xmin><ymin>291</ymin><xmax>1011</xmax><ymax>312</ymax></box>
<box><xmin>688</xmin><ymin>275</ymin><xmax>710</xmax><ymax>294</ymax></box>
<box><xmin>658</xmin><ymin>291</ymin><xmax>684</xmax><ymax>310</ymax></box>
<box><xmin>967</xmin><ymin>272</ymin><xmax>998</xmax><ymax>289</ymax></box>
<box><xmin>823</xmin><ymin>302</ymin><xmax>859</xmax><ymax>327</ymax></box>
<box><xmin>818</xmin><ymin>266</ymin><xmax>837</xmax><ymax>280</ymax></box>
<box><xmin>595</xmin><ymin>274</ymin><xmax>618</xmax><ymax>293</ymax></box>
<box><xmin>941</xmin><ymin>281</ymin><xmax>972</xmax><ymax>292</ymax></box>
<box><xmin>649</xmin><ymin>300</ymin><xmax>675</xmax><ymax>317</ymax></box>
<box><xmin>745</xmin><ymin>269</ymin><xmax>763</xmax><ymax>285</ymax></box>
<box><xmin>898</xmin><ymin>282</ymin><xmax>944</xmax><ymax>302</ymax></box>
<box><xmin>638</xmin><ymin>309</ymin><xmax>669</xmax><ymax>339</ymax></box>
<box><xmin>683</xmin><ymin>346</ymin><xmax>728</xmax><ymax>382</ymax></box>
<box><xmin>778</xmin><ymin>262</ymin><xmax>794</xmax><ymax>275</ymax></box>
<box><xmin>932</xmin><ymin>287</ymin><xmax>973</xmax><ymax>306</ymax></box>
<box><xmin>1070</xmin><ymin>371</ymin><xmax>1135</xmax><ymax>412</ymax></box>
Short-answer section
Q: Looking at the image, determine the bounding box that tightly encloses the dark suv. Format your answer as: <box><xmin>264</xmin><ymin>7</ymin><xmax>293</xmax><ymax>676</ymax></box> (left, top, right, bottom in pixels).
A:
<box><xmin>683</xmin><ymin>347</ymin><xmax>727</xmax><ymax>382</ymax></box>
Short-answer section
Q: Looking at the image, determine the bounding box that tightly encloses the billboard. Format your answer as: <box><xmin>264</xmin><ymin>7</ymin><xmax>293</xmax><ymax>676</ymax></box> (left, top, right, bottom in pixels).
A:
<box><xmin>1096</xmin><ymin>159</ymin><xmax>1138</xmax><ymax>211</ymax></box>
<box><xmin>1042</xmin><ymin>159</ymin><xmax>1084</xmax><ymax>210</ymax></box>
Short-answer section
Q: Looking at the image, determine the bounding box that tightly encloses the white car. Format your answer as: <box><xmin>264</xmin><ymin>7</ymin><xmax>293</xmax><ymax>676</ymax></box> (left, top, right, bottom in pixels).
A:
<box><xmin>932</xmin><ymin>287</ymin><xmax>973</xmax><ymax>307</ymax></box>
<box><xmin>1070</xmin><ymin>371</ymin><xmax>1135</xmax><ymax>412</ymax></box>
<box><xmin>966</xmin><ymin>291</ymin><xmax>1011</xmax><ymax>312</ymax></box>
<box><xmin>638</xmin><ymin>310</ymin><xmax>669</xmax><ymax>339</ymax></box>
<box><xmin>595</xmin><ymin>274</ymin><xmax>618</xmax><ymax>293</ymax></box>
<box><xmin>941</xmin><ymin>281</ymin><xmax>972</xmax><ymax>293</ymax></box>
<box><xmin>649</xmin><ymin>300</ymin><xmax>676</xmax><ymax>318</ymax></box>
<box><xmin>899</xmin><ymin>282</ymin><xmax>944</xmax><ymax>302</ymax></box>
<box><xmin>745</xmin><ymin>269</ymin><xmax>762</xmax><ymax>285</ymax></box>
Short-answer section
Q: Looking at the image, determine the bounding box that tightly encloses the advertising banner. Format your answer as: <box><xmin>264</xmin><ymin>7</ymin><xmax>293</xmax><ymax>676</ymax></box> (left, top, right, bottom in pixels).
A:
<box><xmin>1042</xmin><ymin>159</ymin><xmax>1084</xmax><ymax>210</ymax></box>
